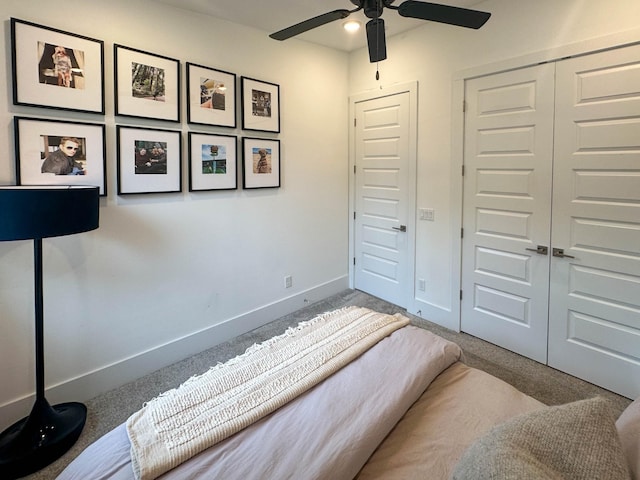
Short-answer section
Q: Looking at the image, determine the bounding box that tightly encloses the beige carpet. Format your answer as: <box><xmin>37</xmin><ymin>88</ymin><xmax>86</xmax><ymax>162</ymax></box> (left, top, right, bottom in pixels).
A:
<box><xmin>25</xmin><ymin>289</ymin><xmax>632</xmax><ymax>479</ymax></box>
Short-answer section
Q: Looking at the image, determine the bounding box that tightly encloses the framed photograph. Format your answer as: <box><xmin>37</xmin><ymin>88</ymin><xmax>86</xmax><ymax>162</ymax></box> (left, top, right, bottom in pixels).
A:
<box><xmin>114</xmin><ymin>44</ymin><xmax>180</xmax><ymax>122</ymax></box>
<box><xmin>14</xmin><ymin>116</ymin><xmax>106</xmax><ymax>196</ymax></box>
<box><xmin>117</xmin><ymin>126</ymin><xmax>182</xmax><ymax>195</ymax></box>
<box><xmin>242</xmin><ymin>137</ymin><xmax>280</xmax><ymax>189</ymax></box>
<box><xmin>189</xmin><ymin>133</ymin><xmax>237</xmax><ymax>192</ymax></box>
<box><xmin>11</xmin><ymin>18</ymin><xmax>105</xmax><ymax>114</ymax></box>
<box><xmin>241</xmin><ymin>77</ymin><xmax>280</xmax><ymax>133</ymax></box>
<box><xmin>187</xmin><ymin>63</ymin><xmax>236</xmax><ymax>128</ymax></box>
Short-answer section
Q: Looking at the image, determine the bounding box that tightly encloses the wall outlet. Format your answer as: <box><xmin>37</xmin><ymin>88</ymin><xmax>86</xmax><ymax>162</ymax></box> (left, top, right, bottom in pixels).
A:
<box><xmin>418</xmin><ymin>278</ymin><xmax>426</xmax><ymax>291</ymax></box>
<box><xmin>284</xmin><ymin>275</ymin><xmax>293</xmax><ymax>288</ymax></box>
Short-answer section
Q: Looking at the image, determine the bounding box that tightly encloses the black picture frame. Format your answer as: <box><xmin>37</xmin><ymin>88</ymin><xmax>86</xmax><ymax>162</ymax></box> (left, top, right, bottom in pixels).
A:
<box><xmin>11</xmin><ymin>18</ymin><xmax>105</xmax><ymax>114</ymax></box>
<box><xmin>117</xmin><ymin>125</ymin><xmax>182</xmax><ymax>195</ymax></box>
<box><xmin>241</xmin><ymin>77</ymin><xmax>280</xmax><ymax>133</ymax></box>
<box><xmin>14</xmin><ymin>116</ymin><xmax>107</xmax><ymax>196</ymax></box>
<box><xmin>114</xmin><ymin>44</ymin><xmax>180</xmax><ymax>122</ymax></box>
<box><xmin>187</xmin><ymin>63</ymin><xmax>237</xmax><ymax>128</ymax></box>
<box><xmin>188</xmin><ymin>132</ymin><xmax>238</xmax><ymax>192</ymax></box>
<box><xmin>242</xmin><ymin>137</ymin><xmax>281</xmax><ymax>189</ymax></box>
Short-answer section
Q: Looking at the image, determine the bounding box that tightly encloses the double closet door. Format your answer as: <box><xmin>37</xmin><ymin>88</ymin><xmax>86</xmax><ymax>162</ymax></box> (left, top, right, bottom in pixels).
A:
<box><xmin>461</xmin><ymin>43</ymin><xmax>640</xmax><ymax>399</ymax></box>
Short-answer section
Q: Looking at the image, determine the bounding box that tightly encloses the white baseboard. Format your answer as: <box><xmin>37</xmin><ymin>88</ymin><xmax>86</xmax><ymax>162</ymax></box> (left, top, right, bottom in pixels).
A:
<box><xmin>408</xmin><ymin>298</ymin><xmax>459</xmax><ymax>332</ymax></box>
<box><xmin>0</xmin><ymin>276</ymin><xmax>349</xmax><ymax>430</ymax></box>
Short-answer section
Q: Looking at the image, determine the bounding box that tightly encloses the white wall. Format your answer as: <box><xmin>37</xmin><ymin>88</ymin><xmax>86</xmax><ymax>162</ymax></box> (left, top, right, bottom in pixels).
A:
<box><xmin>0</xmin><ymin>0</ymin><xmax>349</xmax><ymax>428</ymax></box>
<box><xmin>348</xmin><ymin>0</ymin><xmax>640</xmax><ymax>329</ymax></box>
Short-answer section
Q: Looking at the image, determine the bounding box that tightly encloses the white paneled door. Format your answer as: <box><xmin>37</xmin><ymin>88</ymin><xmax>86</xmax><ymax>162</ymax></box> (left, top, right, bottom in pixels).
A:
<box><xmin>461</xmin><ymin>64</ymin><xmax>556</xmax><ymax>363</ymax></box>
<box><xmin>548</xmin><ymin>45</ymin><xmax>640</xmax><ymax>399</ymax></box>
<box><xmin>354</xmin><ymin>92</ymin><xmax>411</xmax><ymax>307</ymax></box>
<box><xmin>462</xmin><ymin>44</ymin><xmax>640</xmax><ymax>398</ymax></box>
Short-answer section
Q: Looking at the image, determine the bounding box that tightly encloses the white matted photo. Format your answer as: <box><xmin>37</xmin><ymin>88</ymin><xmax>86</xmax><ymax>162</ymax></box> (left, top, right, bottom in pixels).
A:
<box><xmin>242</xmin><ymin>137</ymin><xmax>280</xmax><ymax>189</ymax></box>
<box><xmin>114</xmin><ymin>44</ymin><xmax>180</xmax><ymax>122</ymax></box>
<box><xmin>188</xmin><ymin>133</ymin><xmax>237</xmax><ymax>191</ymax></box>
<box><xmin>117</xmin><ymin>126</ymin><xmax>182</xmax><ymax>194</ymax></box>
<box><xmin>241</xmin><ymin>77</ymin><xmax>280</xmax><ymax>133</ymax></box>
<box><xmin>11</xmin><ymin>18</ymin><xmax>105</xmax><ymax>114</ymax></box>
<box><xmin>14</xmin><ymin>116</ymin><xmax>106</xmax><ymax>196</ymax></box>
<box><xmin>187</xmin><ymin>63</ymin><xmax>236</xmax><ymax>128</ymax></box>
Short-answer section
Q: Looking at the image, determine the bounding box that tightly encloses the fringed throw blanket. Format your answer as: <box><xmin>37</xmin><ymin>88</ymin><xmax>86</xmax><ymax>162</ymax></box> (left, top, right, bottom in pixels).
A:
<box><xmin>126</xmin><ymin>306</ymin><xmax>410</xmax><ymax>480</ymax></box>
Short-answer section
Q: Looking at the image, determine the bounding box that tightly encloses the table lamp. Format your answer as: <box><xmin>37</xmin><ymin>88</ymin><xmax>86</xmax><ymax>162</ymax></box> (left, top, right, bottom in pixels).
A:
<box><xmin>0</xmin><ymin>185</ymin><xmax>99</xmax><ymax>479</ymax></box>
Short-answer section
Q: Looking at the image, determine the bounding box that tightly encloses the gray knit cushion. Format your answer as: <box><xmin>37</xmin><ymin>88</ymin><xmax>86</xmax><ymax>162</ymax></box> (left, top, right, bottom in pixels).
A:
<box><xmin>616</xmin><ymin>396</ymin><xmax>640</xmax><ymax>480</ymax></box>
<box><xmin>452</xmin><ymin>397</ymin><xmax>631</xmax><ymax>480</ymax></box>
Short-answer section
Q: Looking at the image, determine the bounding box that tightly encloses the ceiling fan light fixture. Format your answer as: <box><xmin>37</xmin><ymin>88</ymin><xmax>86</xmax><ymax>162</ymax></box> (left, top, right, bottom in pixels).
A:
<box><xmin>343</xmin><ymin>20</ymin><xmax>361</xmax><ymax>32</ymax></box>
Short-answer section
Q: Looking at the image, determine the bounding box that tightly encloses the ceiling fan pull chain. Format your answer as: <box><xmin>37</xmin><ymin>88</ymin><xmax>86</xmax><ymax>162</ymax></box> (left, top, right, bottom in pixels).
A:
<box><xmin>375</xmin><ymin>0</ymin><xmax>381</xmax><ymax>81</ymax></box>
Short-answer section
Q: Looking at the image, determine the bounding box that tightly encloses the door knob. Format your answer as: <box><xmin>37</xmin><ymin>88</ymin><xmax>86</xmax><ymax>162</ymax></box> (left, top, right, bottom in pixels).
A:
<box><xmin>525</xmin><ymin>245</ymin><xmax>548</xmax><ymax>255</ymax></box>
<box><xmin>392</xmin><ymin>225</ymin><xmax>407</xmax><ymax>232</ymax></box>
<box><xmin>552</xmin><ymin>248</ymin><xmax>575</xmax><ymax>259</ymax></box>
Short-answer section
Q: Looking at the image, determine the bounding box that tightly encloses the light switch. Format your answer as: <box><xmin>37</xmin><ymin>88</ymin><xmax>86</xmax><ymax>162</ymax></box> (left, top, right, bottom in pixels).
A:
<box><xmin>419</xmin><ymin>208</ymin><xmax>435</xmax><ymax>221</ymax></box>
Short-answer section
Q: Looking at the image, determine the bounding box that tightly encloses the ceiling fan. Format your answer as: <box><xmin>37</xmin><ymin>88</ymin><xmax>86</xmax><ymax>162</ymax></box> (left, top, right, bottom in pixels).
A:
<box><xmin>270</xmin><ymin>1</ymin><xmax>491</xmax><ymax>63</ymax></box>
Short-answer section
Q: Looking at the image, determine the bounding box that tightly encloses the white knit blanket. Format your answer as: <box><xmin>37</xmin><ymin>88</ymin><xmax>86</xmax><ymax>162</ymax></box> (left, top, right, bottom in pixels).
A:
<box><xmin>126</xmin><ymin>306</ymin><xmax>410</xmax><ymax>480</ymax></box>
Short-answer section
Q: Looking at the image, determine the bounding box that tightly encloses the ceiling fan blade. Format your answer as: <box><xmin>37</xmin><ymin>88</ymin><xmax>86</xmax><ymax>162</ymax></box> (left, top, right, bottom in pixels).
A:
<box><xmin>270</xmin><ymin>9</ymin><xmax>352</xmax><ymax>40</ymax></box>
<box><xmin>366</xmin><ymin>18</ymin><xmax>387</xmax><ymax>63</ymax></box>
<box><xmin>398</xmin><ymin>1</ymin><xmax>491</xmax><ymax>29</ymax></box>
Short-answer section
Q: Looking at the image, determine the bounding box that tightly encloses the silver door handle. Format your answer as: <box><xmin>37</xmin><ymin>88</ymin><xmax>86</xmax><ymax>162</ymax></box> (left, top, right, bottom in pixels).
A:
<box><xmin>526</xmin><ymin>245</ymin><xmax>548</xmax><ymax>255</ymax></box>
<box><xmin>552</xmin><ymin>248</ymin><xmax>575</xmax><ymax>259</ymax></box>
<box><xmin>392</xmin><ymin>225</ymin><xmax>407</xmax><ymax>232</ymax></box>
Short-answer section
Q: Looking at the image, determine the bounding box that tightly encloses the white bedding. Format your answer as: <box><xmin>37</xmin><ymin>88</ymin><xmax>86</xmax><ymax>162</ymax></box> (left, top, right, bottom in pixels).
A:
<box><xmin>59</xmin><ymin>324</ymin><xmax>462</xmax><ymax>480</ymax></box>
<box><xmin>356</xmin><ymin>361</ymin><xmax>546</xmax><ymax>479</ymax></box>
<box><xmin>127</xmin><ymin>306</ymin><xmax>410</xmax><ymax>479</ymax></box>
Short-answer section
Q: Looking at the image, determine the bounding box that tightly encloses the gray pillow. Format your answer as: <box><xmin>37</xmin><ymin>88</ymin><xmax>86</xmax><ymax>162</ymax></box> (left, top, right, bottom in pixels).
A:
<box><xmin>452</xmin><ymin>397</ymin><xmax>631</xmax><ymax>480</ymax></box>
<box><xmin>616</xmin><ymin>396</ymin><xmax>640</xmax><ymax>480</ymax></box>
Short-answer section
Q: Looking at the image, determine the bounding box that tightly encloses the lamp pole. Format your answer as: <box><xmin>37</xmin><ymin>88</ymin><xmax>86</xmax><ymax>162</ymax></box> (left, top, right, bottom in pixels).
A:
<box><xmin>34</xmin><ymin>238</ymin><xmax>45</xmax><ymax>402</ymax></box>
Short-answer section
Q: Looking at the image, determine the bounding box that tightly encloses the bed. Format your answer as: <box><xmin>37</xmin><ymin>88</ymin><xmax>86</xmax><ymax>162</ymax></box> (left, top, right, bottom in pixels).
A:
<box><xmin>59</xmin><ymin>307</ymin><xmax>639</xmax><ymax>480</ymax></box>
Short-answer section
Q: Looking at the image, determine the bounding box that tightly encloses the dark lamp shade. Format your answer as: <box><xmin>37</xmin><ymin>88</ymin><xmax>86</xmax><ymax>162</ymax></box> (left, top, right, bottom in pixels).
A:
<box><xmin>0</xmin><ymin>185</ymin><xmax>99</xmax><ymax>241</ymax></box>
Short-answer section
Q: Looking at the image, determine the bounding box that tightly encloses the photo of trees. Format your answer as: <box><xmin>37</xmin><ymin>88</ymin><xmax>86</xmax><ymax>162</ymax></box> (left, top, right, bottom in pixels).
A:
<box><xmin>131</xmin><ymin>62</ymin><xmax>165</xmax><ymax>101</ymax></box>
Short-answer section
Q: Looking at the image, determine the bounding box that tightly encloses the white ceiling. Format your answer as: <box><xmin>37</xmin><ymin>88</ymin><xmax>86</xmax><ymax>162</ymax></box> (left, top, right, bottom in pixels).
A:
<box><xmin>151</xmin><ymin>0</ymin><xmax>488</xmax><ymax>52</ymax></box>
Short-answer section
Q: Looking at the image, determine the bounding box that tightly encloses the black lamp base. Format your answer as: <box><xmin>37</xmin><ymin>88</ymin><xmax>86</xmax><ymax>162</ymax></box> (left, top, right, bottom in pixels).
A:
<box><xmin>0</xmin><ymin>398</ymin><xmax>86</xmax><ymax>479</ymax></box>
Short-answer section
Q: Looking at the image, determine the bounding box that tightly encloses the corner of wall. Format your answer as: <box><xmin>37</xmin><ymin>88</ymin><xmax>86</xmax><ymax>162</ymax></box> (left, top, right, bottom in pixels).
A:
<box><xmin>0</xmin><ymin>275</ymin><xmax>349</xmax><ymax>430</ymax></box>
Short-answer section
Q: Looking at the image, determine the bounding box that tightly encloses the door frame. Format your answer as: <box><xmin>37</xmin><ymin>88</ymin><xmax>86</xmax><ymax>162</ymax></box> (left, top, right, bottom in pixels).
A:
<box><xmin>452</xmin><ymin>29</ymin><xmax>640</xmax><ymax>331</ymax></box>
<box><xmin>348</xmin><ymin>81</ymin><xmax>418</xmax><ymax>308</ymax></box>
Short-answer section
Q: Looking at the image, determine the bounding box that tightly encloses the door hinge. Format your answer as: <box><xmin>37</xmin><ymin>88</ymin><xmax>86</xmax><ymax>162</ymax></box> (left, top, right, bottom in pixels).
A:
<box><xmin>460</xmin><ymin>289</ymin><xmax>463</xmax><ymax>300</ymax></box>
<box><xmin>462</xmin><ymin>100</ymin><xmax>467</xmax><ymax>112</ymax></box>
<box><xmin>354</xmin><ymin>118</ymin><xmax>357</xmax><ymax>127</ymax></box>
<box><xmin>461</xmin><ymin>228</ymin><xmax>464</xmax><ymax>238</ymax></box>
<box><xmin>353</xmin><ymin>211</ymin><xmax>356</xmax><ymax>220</ymax></box>
<box><xmin>354</xmin><ymin>165</ymin><xmax>356</xmax><ymax>174</ymax></box>
<box><xmin>353</xmin><ymin>257</ymin><xmax>356</xmax><ymax>266</ymax></box>
<box><xmin>461</xmin><ymin>165</ymin><xmax>465</xmax><ymax>176</ymax></box>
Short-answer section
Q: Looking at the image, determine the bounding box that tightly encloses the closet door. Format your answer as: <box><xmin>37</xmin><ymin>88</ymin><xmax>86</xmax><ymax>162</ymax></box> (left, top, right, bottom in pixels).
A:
<box><xmin>548</xmin><ymin>44</ymin><xmax>640</xmax><ymax>399</ymax></box>
<box><xmin>461</xmin><ymin>64</ymin><xmax>555</xmax><ymax>363</ymax></box>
